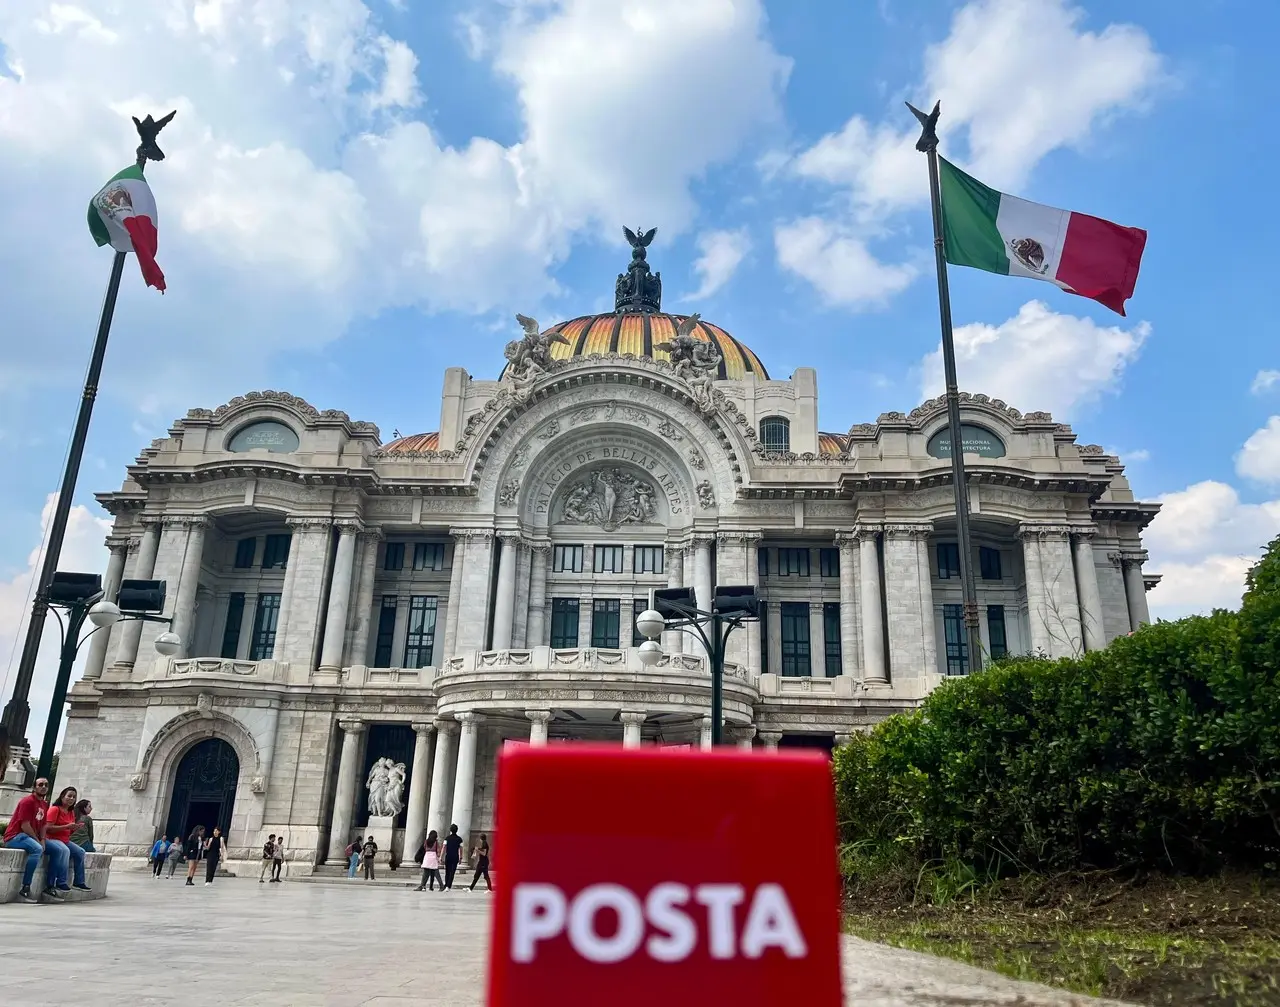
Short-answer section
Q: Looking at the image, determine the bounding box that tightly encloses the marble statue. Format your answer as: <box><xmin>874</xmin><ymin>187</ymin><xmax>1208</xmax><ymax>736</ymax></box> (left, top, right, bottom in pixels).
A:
<box><xmin>560</xmin><ymin>467</ymin><xmax>659</xmax><ymax>531</ymax></box>
<box><xmin>366</xmin><ymin>757</ymin><xmax>406</xmax><ymax>818</ymax></box>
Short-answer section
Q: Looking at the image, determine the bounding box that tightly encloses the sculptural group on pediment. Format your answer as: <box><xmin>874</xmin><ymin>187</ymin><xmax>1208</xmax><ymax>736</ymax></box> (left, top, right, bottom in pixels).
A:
<box><xmin>560</xmin><ymin>467</ymin><xmax>658</xmax><ymax>531</ymax></box>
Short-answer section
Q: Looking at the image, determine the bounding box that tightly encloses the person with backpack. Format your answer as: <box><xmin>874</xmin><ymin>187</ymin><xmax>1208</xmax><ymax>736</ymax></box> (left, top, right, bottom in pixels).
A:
<box><xmin>150</xmin><ymin>835</ymin><xmax>171</xmax><ymax>878</ymax></box>
<box><xmin>414</xmin><ymin>830</ymin><xmax>443</xmax><ymax>892</ymax></box>
<box><xmin>360</xmin><ymin>836</ymin><xmax>378</xmax><ymax>880</ymax></box>
<box><xmin>344</xmin><ymin>836</ymin><xmax>362</xmax><ymax>878</ymax></box>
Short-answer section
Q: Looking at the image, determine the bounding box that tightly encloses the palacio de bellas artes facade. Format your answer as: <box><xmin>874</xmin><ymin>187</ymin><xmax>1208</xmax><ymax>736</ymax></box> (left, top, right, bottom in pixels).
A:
<box><xmin>56</xmin><ymin>231</ymin><xmax>1160</xmax><ymax>871</ymax></box>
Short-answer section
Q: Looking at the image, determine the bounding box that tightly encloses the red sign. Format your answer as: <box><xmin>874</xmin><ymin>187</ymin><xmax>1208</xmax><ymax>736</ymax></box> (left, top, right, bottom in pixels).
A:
<box><xmin>487</xmin><ymin>744</ymin><xmax>843</xmax><ymax>1006</ymax></box>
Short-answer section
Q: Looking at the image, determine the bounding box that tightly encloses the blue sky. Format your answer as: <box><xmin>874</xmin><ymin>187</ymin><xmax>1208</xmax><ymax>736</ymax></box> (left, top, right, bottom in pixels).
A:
<box><xmin>3</xmin><ymin>0</ymin><xmax>1280</xmax><ymax>741</ymax></box>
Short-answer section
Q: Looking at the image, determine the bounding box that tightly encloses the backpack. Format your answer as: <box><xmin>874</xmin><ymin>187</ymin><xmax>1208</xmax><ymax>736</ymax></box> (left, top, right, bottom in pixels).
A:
<box><xmin>413</xmin><ymin>843</ymin><xmax>426</xmax><ymax>865</ymax></box>
<box><xmin>344</xmin><ymin>842</ymin><xmax>356</xmax><ymax>857</ymax></box>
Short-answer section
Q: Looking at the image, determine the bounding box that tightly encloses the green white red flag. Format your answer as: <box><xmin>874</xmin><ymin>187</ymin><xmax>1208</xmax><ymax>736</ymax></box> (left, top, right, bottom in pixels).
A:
<box><xmin>938</xmin><ymin>157</ymin><xmax>1145</xmax><ymax>315</ymax></box>
<box><xmin>87</xmin><ymin>164</ymin><xmax>166</xmax><ymax>292</ymax></box>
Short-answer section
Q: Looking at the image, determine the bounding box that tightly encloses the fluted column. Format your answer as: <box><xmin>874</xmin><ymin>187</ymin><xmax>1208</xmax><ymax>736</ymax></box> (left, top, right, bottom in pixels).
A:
<box><xmin>426</xmin><ymin>719</ymin><xmax>459</xmax><ymax>837</ymax></box>
<box><xmin>663</xmin><ymin>544</ymin><xmax>685</xmax><ymax>654</ymax></box>
<box><xmin>526</xmin><ymin>544</ymin><xmax>551</xmax><ymax>648</ymax></box>
<box><xmin>916</xmin><ymin>530</ymin><xmax>938</xmax><ymax>675</ymax></box>
<box><xmin>450</xmin><ymin>713</ymin><xmax>484</xmax><ymax>855</ymax></box>
<box><xmin>326</xmin><ymin>720</ymin><xmax>366</xmax><ymax>859</ymax></box>
<box><xmin>84</xmin><ymin>538</ymin><xmax>128</xmax><ymax>680</ymax></box>
<box><xmin>1121</xmin><ymin>550</ymin><xmax>1151</xmax><ymax>631</ymax></box>
<box><xmin>318</xmin><ymin>523</ymin><xmax>361</xmax><ymax>672</ymax></box>
<box><xmin>1072</xmin><ymin>530</ymin><xmax>1106</xmax><ymax>651</ymax></box>
<box><xmin>620</xmin><ymin>711</ymin><xmax>646</xmax><ymax>748</ymax></box>
<box><xmin>443</xmin><ymin>530</ymin><xmax>467</xmax><ymax>657</ymax></box>
<box><xmin>169</xmin><ymin>518</ymin><xmax>208</xmax><ymax>659</ymax></box>
<box><xmin>348</xmin><ymin>530</ymin><xmax>381</xmax><ymax>666</ymax></box>
<box><xmin>403</xmin><ymin>722</ymin><xmax>436</xmax><ymax>852</ymax></box>
<box><xmin>758</xmin><ymin>731</ymin><xmax>781</xmax><ymax>751</ymax></box>
<box><xmin>491</xmin><ymin>531</ymin><xmax>521</xmax><ymax>650</ymax></box>
<box><xmin>114</xmin><ymin>521</ymin><xmax>160</xmax><ymax>668</ymax></box>
<box><xmin>526</xmin><ymin>709</ymin><xmax>551</xmax><ymax>745</ymax></box>
<box><xmin>857</xmin><ymin>527</ymin><xmax>887</xmax><ymax>683</ymax></box>
<box><xmin>835</xmin><ymin>533</ymin><xmax>859</xmax><ymax>677</ymax></box>
<box><xmin>692</xmin><ymin>535</ymin><xmax>714</xmax><ymax>661</ymax></box>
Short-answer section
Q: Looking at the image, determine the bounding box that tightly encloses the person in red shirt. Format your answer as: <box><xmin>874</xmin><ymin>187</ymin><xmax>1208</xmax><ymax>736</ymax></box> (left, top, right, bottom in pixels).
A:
<box><xmin>3</xmin><ymin>777</ymin><xmax>50</xmax><ymax>902</ymax></box>
<box><xmin>44</xmin><ymin>785</ymin><xmax>90</xmax><ymax>894</ymax></box>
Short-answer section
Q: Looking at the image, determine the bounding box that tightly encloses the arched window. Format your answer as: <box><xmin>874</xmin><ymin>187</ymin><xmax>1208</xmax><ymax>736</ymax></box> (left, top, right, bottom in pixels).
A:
<box><xmin>760</xmin><ymin>416</ymin><xmax>791</xmax><ymax>453</ymax></box>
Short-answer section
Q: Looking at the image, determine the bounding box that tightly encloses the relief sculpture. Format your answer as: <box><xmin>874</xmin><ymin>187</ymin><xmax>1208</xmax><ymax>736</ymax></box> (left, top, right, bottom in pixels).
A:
<box><xmin>560</xmin><ymin>467</ymin><xmax>658</xmax><ymax>530</ymax></box>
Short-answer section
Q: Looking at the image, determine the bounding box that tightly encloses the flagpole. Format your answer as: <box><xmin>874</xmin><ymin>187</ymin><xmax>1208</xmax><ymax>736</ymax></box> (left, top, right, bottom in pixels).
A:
<box><xmin>909</xmin><ymin>101</ymin><xmax>984</xmax><ymax>674</ymax></box>
<box><xmin>0</xmin><ymin>121</ymin><xmax>170</xmax><ymax>760</ymax></box>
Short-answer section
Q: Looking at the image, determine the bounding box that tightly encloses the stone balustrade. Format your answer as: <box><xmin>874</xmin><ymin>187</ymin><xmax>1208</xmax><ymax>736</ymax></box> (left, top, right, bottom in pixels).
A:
<box><xmin>442</xmin><ymin>646</ymin><xmax>748</xmax><ymax>679</ymax></box>
<box><xmin>0</xmin><ymin>848</ymin><xmax>113</xmax><ymax>903</ymax></box>
<box><xmin>165</xmin><ymin>657</ymin><xmax>285</xmax><ymax>680</ymax></box>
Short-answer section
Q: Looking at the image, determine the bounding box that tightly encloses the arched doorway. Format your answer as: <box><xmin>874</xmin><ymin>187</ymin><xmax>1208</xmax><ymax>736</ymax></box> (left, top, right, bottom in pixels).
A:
<box><xmin>165</xmin><ymin>738</ymin><xmax>239</xmax><ymax>841</ymax></box>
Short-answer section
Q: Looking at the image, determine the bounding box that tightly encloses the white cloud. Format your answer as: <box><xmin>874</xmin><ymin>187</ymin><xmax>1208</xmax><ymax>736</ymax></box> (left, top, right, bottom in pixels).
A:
<box><xmin>685</xmin><ymin>228</ymin><xmax>752</xmax><ymax>300</ymax></box>
<box><xmin>1236</xmin><ymin>416</ymin><xmax>1280</xmax><ymax>484</ymax></box>
<box><xmin>775</xmin><ymin>217</ymin><xmax>916</xmax><ymax>309</ymax></box>
<box><xmin>0</xmin><ymin>495</ymin><xmax>111</xmax><ymax>756</ymax></box>
<box><xmin>919</xmin><ymin>300</ymin><xmax>1148</xmax><ymax>419</ymax></box>
<box><xmin>1251</xmin><ymin>369</ymin><xmax>1280</xmax><ymax>395</ymax></box>
<box><xmin>369</xmin><ymin>36</ymin><xmax>421</xmax><ymax>111</ymax></box>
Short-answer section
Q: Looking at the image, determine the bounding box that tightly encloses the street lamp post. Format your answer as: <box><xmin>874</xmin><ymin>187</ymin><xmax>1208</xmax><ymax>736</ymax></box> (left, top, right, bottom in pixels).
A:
<box><xmin>36</xmin><ymin>572</ymin><xmax>177</xmax><ymax>781</ymax></box>
<box><xmin>635</xmin><ymin>585</ymin><xmax>759</xmax><ymax>746</ymax></box>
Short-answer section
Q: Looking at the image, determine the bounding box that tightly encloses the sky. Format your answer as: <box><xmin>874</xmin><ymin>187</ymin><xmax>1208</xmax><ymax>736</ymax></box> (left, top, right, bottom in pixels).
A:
<box><xmin>2</xmin><ymin>0</ymin><xmax>1279</xmax><ymax>752</ymax></box>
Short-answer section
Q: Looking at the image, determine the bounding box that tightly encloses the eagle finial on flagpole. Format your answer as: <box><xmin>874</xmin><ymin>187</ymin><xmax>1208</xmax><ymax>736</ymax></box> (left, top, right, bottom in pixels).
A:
<box><xmin>905</xmin><ymin>100</ymin><xmax>941</xmax><ymax>153</ymax></box>
<box><xmin>133</xmin><ymin>110</ymin><xmax>177</xmax><ymax>169</ymax></box>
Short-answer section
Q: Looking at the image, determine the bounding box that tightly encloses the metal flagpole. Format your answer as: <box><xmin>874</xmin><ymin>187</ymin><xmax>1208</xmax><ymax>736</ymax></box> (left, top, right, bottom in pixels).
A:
<box><xmin>908</xmin><ymin>100</ymin><xmax>984</xmax><ymax>673</ymax></box>
<box><xmin>0</xmin><ymin>113</ymin><xmax>174</xmax><ymax>755</ymax></box>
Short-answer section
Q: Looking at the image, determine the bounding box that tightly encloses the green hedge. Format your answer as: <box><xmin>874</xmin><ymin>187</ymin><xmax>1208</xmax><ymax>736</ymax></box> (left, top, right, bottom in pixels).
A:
<box><xmin>834</xmin><ymin>537</ymin><xmax>1280</xmax><ymax>876</ymax></box>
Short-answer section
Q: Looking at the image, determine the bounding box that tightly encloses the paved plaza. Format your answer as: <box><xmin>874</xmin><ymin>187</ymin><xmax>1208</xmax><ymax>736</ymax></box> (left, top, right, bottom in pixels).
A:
<box><xmin>0</xmin><ymin>871</ymin><xmax>1128</xmax><ymax>1006</ymax></box>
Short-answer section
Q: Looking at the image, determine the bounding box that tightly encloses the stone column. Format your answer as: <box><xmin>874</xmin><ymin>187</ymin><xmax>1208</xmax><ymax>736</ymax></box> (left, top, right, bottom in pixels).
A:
<box><xmin>699</xmin><ymin>716</ymin><xmax>713</xmax><ymax>750</ymax></box>
<box><xmin>758</xmin><ymin>731</ymin><xmax>781</xmax><ymax>751</ymax></box>
<box><xmin>526</xmin><ymin>544</ymin><xmax>551</xmax><ymax>648</ymax></box>
<box><xmin>692</xmin><ymin>535</ymin><xmax>714</xmax><ymax>662</ymax></box>
<box><xmin>491</xmin><ymin>532</ymin><xmax>521</xmax><ymax>650</ymax></box>
<box><xmin>347</xmin><ymin>530</ymin><xmax>381</xmax><ymax>667</ymax></box>
<box><xmin>114</xmin><ymin>521</ymin><xmax>160</xmax><ymax>668</ymax></box>
<box><xmin>620</xmin><ymin>711</ymin><xmax>646</xmax><ymax>749</ymax></box>
<box><xmin>857</xmin><ymin>527</ymin><xmax>887</xmax><ymax>683</ymax></box>
<box><xmin>84</xmin><ymin>537</ymin><xmax>128</xmax><ymax>680</ymax></box>
<box><xmin>1072</xmin><ymin>530</ymin><xmax>1106</xmax><ymax>652</ymax></box>
<box><xmin>318</xmin><ymin>523</ymin><xmax>361</xmax><ymax>673</ymax></box>
<box><xmin>733</xmin><ymin>725</ymin><xmax>756</xmax><ymax>751</ymax></box>
<box><xmin>1019</xmin><ymin>526</ymin><xmax>1051</xmax><ymax>655</ymax></box>
<box><xmin>426</xmin><ymin>719</ymin><xmax>459</xmax><ymax>837</ymax></box>
<box><xmin>526</xmin><ymin>710</ymin><xmax>551</xmax><ymax>745</ymax></box>
<box><xmin>1040</xmin><ymin>528</ymin><xmax>1082</xmax><ymax>657</ymax></box>
<box><xmin>808</xmin><ymin>602</ymin><xmax>826</xmax><ymax>677</ymax></box>
<box><xmin>663</xmin><ymin>544</ymin><xmax>685</xmax><ymax>654</ymax></box>
<box><xmin>916</xmin><ymin>531</ymin><xmax>938</xmax><ymax>675</ymax></box>
<box><xmin>745</xmin><ymin>534</ymin><xmax>763</xmax><ymax>673</ymax></box>
<box><xmin>443</xmin><ymin>530</ymin><xmax>467</xmax><ymax>658</ymax></box>
<box><xmin>454</xmin><ymin>532</ymin><xmax>495</xmax><ymax>653</ymax></box>
<box><xmin>450</xmin><ymin>713</ymin><xmax>485</xmax><ymax>853</ymax></box>
<box><xmin>169</xmin><ymin>518</ymin><xmax>208</xmax><ymax>659</ymax></box>
<box><xmin>883</xmin><ymin>524</ymin><xmax>935</xmax><ymax>680</ymax></box>
<box><xmin>766</xmin><ymin>601</ymin><xmax>783</xmax><ymax>675</ymax></box>
<box><xmin>1121</xmin><ymin>551</ymin><xmax>1151</xmax><ymax>630</ymax></box>
<box><xmin>835</xmin><ymin>533</ymin><xmax>859</xmax><ymax>678</ymax></box>
<box><xmin>326</xmin><ymin>720</ymin><xmax>366</xmax><ymax>860</ymax></box>
<box><xmin>835</xmin><ymin>733</ymin><xmax>853</xmax><ymax>748</ymax></box>
<box><xmin>403</xmin><ymin>722</ymin><xmax>435</xmax><ymax>852</ymax></box>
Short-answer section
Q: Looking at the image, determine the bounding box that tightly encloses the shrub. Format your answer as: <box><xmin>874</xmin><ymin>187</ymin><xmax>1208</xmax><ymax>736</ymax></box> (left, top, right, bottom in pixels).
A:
<box><xmin>834</xmin><ymin>540</ymin><xmax>1280</xmax><ymax>877</ymax></box>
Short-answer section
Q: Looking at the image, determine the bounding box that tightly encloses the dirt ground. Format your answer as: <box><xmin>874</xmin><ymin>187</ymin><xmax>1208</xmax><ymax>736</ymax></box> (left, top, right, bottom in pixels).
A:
<box><xmin>845</xmin><ymin>871</ymin><xmax>1280</xmax><ymax>1006</ymax></box>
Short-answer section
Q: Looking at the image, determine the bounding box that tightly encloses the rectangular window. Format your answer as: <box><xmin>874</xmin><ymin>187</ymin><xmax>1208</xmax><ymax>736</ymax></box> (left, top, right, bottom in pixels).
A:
<box><xmin>248</xmin><ymin>593</ymin><xmax>281</xmax><ymax>661</ymax></box>
<box><xmin>819</xmin><ymin>548</ymin><xmax>839</xmax><ymax>578</ymax></box>
<box><xmin>402</xmin><ymin>595</ymin><xmax>438</xmax><ymax>669</ymax></box>
<box><xmin>632</xmin><ymin>597</ymin><xmax>647</xmax><ymax>647</ymax></box>
<box><xmin>412</xmin><ymin>542</ymin><xmax>446</xmax><ymax>572</ymax></box>
<box><xmin>778</xmin><ymin>548</ymin><xmax>810</xmax><ymax>577</ymax></box>
<box><xmin>550</xmin><ymin>598</ymin><xmax>580</xmax><ymax>647</ymax></box>
<box><xmin>757</xmin><ymin>547</ymin><xmax>769</xmax><ymax>579</ymax></box>
<box><xmin>823</xmin><ymin>602</ymin><xmax>841</xmax><ymax>677</ymax></box>
<box><xmin>943</xmin><ymin>603</ymin><xmax>969</xmax><ymax>675</ymax></box>
<box><xmin>553</xmin><ymin>545</ymin><xmax>584</xmax><ymax>573</ymax></box>
<box><xmin>780</xmin><ymin>602</ymin><xmax>811</xmax><ymax>677</ymax></box>
<box><xmin>234</xmin><ymin>538</ymin><xmax>256</xmax><ymax>569</ymax></box>
<box><xmin>591</xmin><ymin>599</ymin><xmax>621</xmax><ymax>648</ymax></box>
<box><xmin>373</xmin><ymin>596</ymin><xmax>398</xmax><ymax>667</ymax></box>
<box><xmin>593</xmin><ymin>545</ymin><xmax>625</xmax><ymax>574</ymax></box>
<box><xmin>261</xmin><ymin>533</ymin><xmax>291</xmax><ymax>570</ymax></box>
<box><xmin>633</xmin><ymin>545</ymin><xmax>664</xmax><ymax>575</ymax></box>
<box><xmin>384</xmin><ymin>541</ymin><xmax>405</xmax><ymax>571</ymax></box>
<box><xmin>987</xmin><ymin>605</ymin><xmax>1008</xmax><ymax>660</ymax></box>
<box><xmin>979</xmin><ymin>546</ymin><xmax>1002</xmax><ymax>581</ymax></box>
<box><xmin>220</xmin><ymin>593</ymin><xmax>246</xmax><ymax>659</ymax></box>
<box><xmin>937</xmin><ymin>542</ymin><xmax>961</xmax><ymax>579</ymax></box>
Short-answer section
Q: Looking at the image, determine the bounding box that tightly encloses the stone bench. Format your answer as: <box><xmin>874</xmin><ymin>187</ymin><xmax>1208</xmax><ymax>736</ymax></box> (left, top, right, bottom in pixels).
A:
<box><xmin>0</xmin><ymin>847</ymin><xmax>112</xmax><ymax>903</ymax></box>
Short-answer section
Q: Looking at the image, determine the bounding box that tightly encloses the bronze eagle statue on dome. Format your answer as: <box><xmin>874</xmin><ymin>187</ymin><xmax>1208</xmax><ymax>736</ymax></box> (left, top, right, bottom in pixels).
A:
<box><xmin>623</xmin><ymin>226</ymin><xmax>656</xmax><ymax>249</ymax></box>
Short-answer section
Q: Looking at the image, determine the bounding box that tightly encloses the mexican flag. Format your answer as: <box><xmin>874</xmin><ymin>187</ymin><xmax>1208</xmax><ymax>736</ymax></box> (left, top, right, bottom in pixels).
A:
<box><xmin>87</xmin><ymin>164</ymin><xmax>166</xmax><ymax>292</ymax></box>
<box><xmin>939</xmin><ymin>157</ymin><xmax>1145</xmax><ymax>315</ymax></box>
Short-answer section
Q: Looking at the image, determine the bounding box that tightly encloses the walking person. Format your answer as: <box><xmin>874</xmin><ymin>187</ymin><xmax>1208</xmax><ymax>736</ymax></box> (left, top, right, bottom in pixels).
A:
<box><xmin>44</xmin><ymin>786</ymin><xmax>91</xmax><ymax>894</ymax></box>
<box><xmin>2</xmin><ymin>777</ymin><xmax>50</xmax><ymax>902</ymax></box>
<box><xmin>259</xmin><ymin>834</ymin><xmax>277</xmax><ymax>883</ymax></box>
<box><xmin>203</xmin><ymin>827</ymin><xmax>224</xmax><ymax>885</ymax></box>
<box><xmin>150</xmin><ymin>835</ymin><xmax>170</xmax><ymax>877</ymax></box>
<box><xmin>442</xmin><ymin>824</ymin><xmax>462</xmax><ymax>890</ymax></box>
<box><xmin>166</xmin><ymin>836</ymin><xmax>184</xmax><ymax>877</ymax></box>
<box><xmin>184</xmin><ymin>825</ymin><xmax>205</xmax><ymax>886</ymax></box>
<box><xmin>415</xmin><ymin>830</ymin><xmax>443</xmax><ymax>892</ymax></box>
<box><xmin>360</xmin><ymin>836</ymin><xmax>378</xmax><ymax>881</ymax></box>
<box><xmin>345</xmin><ymin>836</ymin><xmax>362</xmax><ymax>879</ymax></box>
<box><xmin>468</xmin><ymin>833</ymin><xmax>493</xmax><ymax>892</ymax></box>
<box><xmin>271</xmin><ymin>836</ymin><xmax>286</xmax><ymax>882</ymax></box>
<box><xmin>70</xmin><ymin>799</ymin><xmax>95</xmax><ymax>853</ymax></box>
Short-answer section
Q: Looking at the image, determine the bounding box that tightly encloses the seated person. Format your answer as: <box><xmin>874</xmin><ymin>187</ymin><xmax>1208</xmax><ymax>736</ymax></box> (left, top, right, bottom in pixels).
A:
<box><xmin>2</xmin><ymin>778</ymin><xmax>50</xmax><ymax>902</ymax></box>
<box><xmin>44</xmin><ymin>785</ymin><xmax>91</xmax><ymax>894</ymax></box>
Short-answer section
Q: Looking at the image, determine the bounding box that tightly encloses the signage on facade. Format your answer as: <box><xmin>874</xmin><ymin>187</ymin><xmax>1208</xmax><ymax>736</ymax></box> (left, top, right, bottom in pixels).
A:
<box><xmin>226</xmin><ymin>421</ymin><xmax>301</xmax><ymax>453</ymax></box>
<box><xmin>532</xmin><ymin>434</ymin><xmax>685</xmax><ymax>518</ymax></box>
<box><xmin>487</xmin><ymin>745</ymin><xmax>842</xmax><ymax>1006</ymax></box>
<box><xmin>926</xmin><ymin>424</ymin><xmax>1005</xmax><ymax>459</ymax></box>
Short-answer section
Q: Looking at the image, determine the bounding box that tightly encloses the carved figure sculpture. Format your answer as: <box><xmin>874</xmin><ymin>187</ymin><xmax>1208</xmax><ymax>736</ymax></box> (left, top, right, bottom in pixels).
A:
<box><xmin>560</xmin><ymin>467</ymin><xmax>659</xmax><ymax>530</ymax></box>
<box><xmin>366</xmin><ymin>757</ymin><xmax>407</xmax><ymax>818</ymax></box>
<box><xmin>504</xmin><ymin>314</ymin><xmax>571</xmax><ymax>402</ymax></box>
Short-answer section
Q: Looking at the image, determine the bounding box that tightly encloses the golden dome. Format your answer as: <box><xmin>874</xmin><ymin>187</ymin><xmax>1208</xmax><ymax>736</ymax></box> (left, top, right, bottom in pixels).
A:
<box><xmin>381</xmin><ymin>431</ymin><xmax>438</xmax><ymax>453</ymax></box>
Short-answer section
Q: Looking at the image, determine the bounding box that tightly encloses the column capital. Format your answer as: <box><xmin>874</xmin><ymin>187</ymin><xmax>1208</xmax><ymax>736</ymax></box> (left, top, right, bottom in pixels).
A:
<box><xmin>524</xmin><ymin>710</ymin><xmax>552</xmax><ymax>725</ymax></box>
<box><xmin>434</xmin><ymin>718</ymin><xmax>460</xmax><ymax>736</ymax></box>
<box><xmin>757</xmin><ymin>731</ymin><xmax>782</xmax><ymax>746</ymax></box>
<box><xmin>450</xmin><ymin>527</ymin><xmax>494</xmax><ymax>543</ymax></box>
<box><xmin>809</xmin><ymin>600</ymin><xmax>826</xmax><ymax>614</ymax></box>
<box><xmin>161</xmin><ymin>514</ymin><xmax>211</xmax><ymax>529</ymax></box>
<box><xmin>1017</xmin><ymin>522</ymin><xmax>1073</xmax><ymax>540</ymax></box>
<box><xmin>105</xmin><ymin>534</ymin><xmax>131</xmax><ymax>553</ymax></box>
<box><xmin>334</xmin><ymin>518</ymin><xmax>365</xmax><ymax>535</ymax></box>
<box><xmin>619</xmin><ymin>711</ymin><xmax>648</xmax><ymax>727</ymax></box>
<box><xmin>834</xmin><ymin>531</ymin><xmax>859</xmax><ymax>550</ymax></box>
<box><xmin>834</xmin><ymin>733</ymin><xmax>853</xmax><ymax>747</ymax></box>
<box><xmin>411</xmin><ymin>721</ymin><xmax>436</xmax><ymax>737</ymax></box>
<box><xmin>730</xmin><ymin>724</ymin><xmax>757</xmax><ymax>743</ymax></box>
<box><xmin>716</xmin><ymin>530</ymin><xmax>764</xmax><ymax>547</ymax></box>
<box><xmin>496</xmin><ymin>529</ymin><xmax>524</xmax><ymax>543</ymax></box>
<box><xmin>1070</xmin><ymin>525</ymin><xmax>1098</xmax><ymax>541</ymax></box>
<box><xmin>1118</xmin><ymin>549</ymin><xmax>1149</xmax><ymax>566</ymax></box>
<box><xmin>528</xmin><ymin>540</ymin><xmax>553</xmax><ymax>557</ymax></box>
<box><xmin>457</xmin><ymin>711</ymin><xmax>486</xmax><ymax>727</ymax></box>
<box><xmin>286</xmin><ymin>515</ymin><xmax>334</xmax><ymax>531</ymax></box>
<box><xmin>664</xmin><ymin>543</ymin><xmax>685</xmax><ymax>561</ymax></box>
<box><xmin>338</xmin><ymin>719</ymin><xmax>366</xmax><ymax>735</ymax></box>
<box><xmin>688</xmin><ymin>532</ymin><xmax>717</xmax><ymax>547</ymax></box>
<box><xmin>884</xmin><ymin>522</ymin><xmax>933</xmax><ymax>539</ymax></box>
<box><xmin>851</xmin><ymin>523</ymin><xmax>882</xmax><ymax>541</ymax></box>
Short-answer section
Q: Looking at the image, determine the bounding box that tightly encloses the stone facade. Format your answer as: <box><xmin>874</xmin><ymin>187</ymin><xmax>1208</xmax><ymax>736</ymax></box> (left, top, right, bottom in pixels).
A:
<box><xmin>57</xmin><ymin>298</ymin><xmax>1159</xmax><ymax>872</ymax></box>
